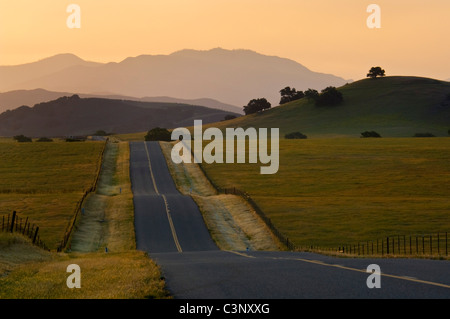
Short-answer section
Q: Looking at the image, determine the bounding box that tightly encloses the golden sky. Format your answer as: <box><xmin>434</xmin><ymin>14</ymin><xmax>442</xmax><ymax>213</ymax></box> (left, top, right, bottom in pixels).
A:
<box><xmin>1</xmin><ymin>0</ymin><xmax>449</xmax><ymax>80</ymax></box>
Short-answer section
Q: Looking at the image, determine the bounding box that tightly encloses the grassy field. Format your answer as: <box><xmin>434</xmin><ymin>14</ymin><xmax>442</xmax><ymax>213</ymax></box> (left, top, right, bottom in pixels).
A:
<box><xmin>0</xmin><ymin>140</ymin><xmax>105</xmax><ymax>249</ymax></box>
<box><xmin>0</xmin><ymin>140</ymin><xmax>169</xmax><ymax>299</ymax></box>
<box><xmin>199</xmin><ymin>137</ymin><xmax>450</xmax><ymax>249</ymax></box>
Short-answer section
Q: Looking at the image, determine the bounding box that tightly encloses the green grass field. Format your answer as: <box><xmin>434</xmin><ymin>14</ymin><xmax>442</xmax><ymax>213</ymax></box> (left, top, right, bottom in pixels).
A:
<box><xmin>0</xmin><ymin>140</ymin><xmax>105</xmax><ymax>249</ymax></box>
<box><xmin>200</xmin><ymin>137</ymin><xmax>450</xmax><ymax>249</ymax></box>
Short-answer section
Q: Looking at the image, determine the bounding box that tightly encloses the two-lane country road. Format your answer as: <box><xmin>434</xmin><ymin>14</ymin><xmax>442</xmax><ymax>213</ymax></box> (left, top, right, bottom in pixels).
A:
<box><xmin>130</xmin><ymin>141</ymin><xmax>217</xmax><ymax>253</ymax></box>
<box><xmin>130</xmin><ymin>141</ymin><xmax>450</xmax><ymax>299</ymax></box>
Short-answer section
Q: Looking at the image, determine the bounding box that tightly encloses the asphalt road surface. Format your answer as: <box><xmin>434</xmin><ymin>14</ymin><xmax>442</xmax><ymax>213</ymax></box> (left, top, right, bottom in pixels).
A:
<box><xmin>130</xmin><ymin>141</ymin><xmax>450</xmax><ymax>299</ymax></box>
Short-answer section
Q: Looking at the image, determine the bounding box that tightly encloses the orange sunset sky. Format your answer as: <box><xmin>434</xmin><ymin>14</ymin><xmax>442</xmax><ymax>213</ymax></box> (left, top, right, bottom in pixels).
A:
<box><xmin>1</xmin><ymin>0</ymin><xmax>449</xmax><ymax>81</ymax></box>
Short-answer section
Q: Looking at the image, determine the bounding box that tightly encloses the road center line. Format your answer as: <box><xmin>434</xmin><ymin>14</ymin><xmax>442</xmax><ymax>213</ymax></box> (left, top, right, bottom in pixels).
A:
<box><xmin>228</xmin><ymin>252</ymin><xmax>450</xmax><ymax>289</ymax></box>
<box><xmin>162</xmin><ymin>194</ymin><xmax>182</xmax><ymax>253</ymax></box>
<box><xmin>144</xmin><ymin>142</ymin><xmax>160</xmax><ymax>195</ymax></box>
<box><xmin>144</xmin><ymin>142</ymin><xmax>182</xmax><ymax>253</ymax></box>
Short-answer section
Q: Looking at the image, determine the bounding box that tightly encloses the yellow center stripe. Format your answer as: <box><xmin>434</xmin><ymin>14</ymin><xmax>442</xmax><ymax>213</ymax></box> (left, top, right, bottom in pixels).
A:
<box><xmin>229</xmin><ymin>252</ymin><xmax>450</xmax><ymax>289</ymax></box>
<box><xmin>144</xmin><ymin>142</ymin><xmax>182</xmax><ymax>253</ymax></box>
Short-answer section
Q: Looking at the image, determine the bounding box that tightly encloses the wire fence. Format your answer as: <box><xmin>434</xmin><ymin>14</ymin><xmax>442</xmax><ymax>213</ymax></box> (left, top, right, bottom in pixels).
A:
<box><xmin>339</xmin><ymin>233</ymin><xmax>449</xmax><ymax>257</ymax></box>
<box><xmin>1</xmin><ymin>211</ymin><xmax>49</xmax><ymax>250</ymax></box>
<box><xmin>196</xmin><ymin>164</ymin><xmax>449</xmax><ymax>258</ymax></box>
<box><xmin>57</xmin><ymin>139</ymin><xmax>108</xmax><ymax>252</ymax></box>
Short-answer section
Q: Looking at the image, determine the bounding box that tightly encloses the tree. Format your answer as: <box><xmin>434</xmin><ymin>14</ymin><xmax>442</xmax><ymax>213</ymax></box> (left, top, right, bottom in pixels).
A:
<box><xmin>279</xmin><ymin>87</ymin><xmax>304</xmax><ymax>105</ymax></box>
<box><xmin>145</xmin><ymin>127</ymin><xmax>172</xmax><ymax>141</ymax></box>
<box><xmin>367</xmin><ymin>66</ymin><xmax>386</xmax><ymax>79</ymax></box>
<box><xmin>243</xmin><ymin>98</ymin><xmax>271</xmax><ymax>115</ymax></box>
<box><xmin>315</xmin><ymin>87</ymin><xmax>343</xmax><ymax>107</ymax></box>
<box><xmin>13</xmin><ymin>135</ymin><xmax>32</xmax><ymax>142</ymax></box>
<box><xmin>304</xmin><ymin>89</ymin><xmax>319</xmax><ymax>101</ymax></box>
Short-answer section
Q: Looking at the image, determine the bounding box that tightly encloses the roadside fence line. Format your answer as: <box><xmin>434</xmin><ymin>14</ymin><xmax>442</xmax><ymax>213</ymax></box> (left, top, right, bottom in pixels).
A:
<box><xmin>1</xmin><ymin>210</ymin><xmax>49</xmax><ymax>250</ymax></box>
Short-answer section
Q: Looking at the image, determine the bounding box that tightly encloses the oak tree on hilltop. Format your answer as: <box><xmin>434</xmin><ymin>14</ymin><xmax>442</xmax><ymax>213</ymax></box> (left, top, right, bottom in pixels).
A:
<box><xmin>367</xmin><ymin>66</ymin><xmax>386</xmax><ymax>79</ymax></box>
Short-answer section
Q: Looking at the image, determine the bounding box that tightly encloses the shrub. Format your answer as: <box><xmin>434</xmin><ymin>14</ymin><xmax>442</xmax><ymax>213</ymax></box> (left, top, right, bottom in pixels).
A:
<box><xmin>413</xmin><ymin>133</ymin><xmax>435</xmax><ymax>137</ymax></box>
<box><xmin>145</xmin><ymin>127</ymin><xmax>172</xmax><ymax>141</ymax></box>
<box><xmin>13</xmin><ymin>135</ymin><xmax>32</xmax><ymax>143</ymax></box>
<box><xmin>285</xmin><ymin>132</ymin><xmax>308</xmax><ymax>139</ymax></box>
<box><xmin>36</xmin><ymin>137</ymin><xmax>53</xmax><ymax>142</ymax></box>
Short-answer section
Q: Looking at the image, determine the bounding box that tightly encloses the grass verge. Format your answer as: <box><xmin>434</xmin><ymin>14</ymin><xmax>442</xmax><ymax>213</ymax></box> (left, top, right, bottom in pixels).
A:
<box><xmin>160</xmin><ymin>141</ymin><xmax>282</xmax><ymax>251</ymax></box>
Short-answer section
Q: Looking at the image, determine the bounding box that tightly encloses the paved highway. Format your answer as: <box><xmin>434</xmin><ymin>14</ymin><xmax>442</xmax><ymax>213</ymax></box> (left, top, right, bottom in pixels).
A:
<box><xmin>130</xmin><ymin>141</ymin><xmax>450</xmax><ymax>299</ymax></box>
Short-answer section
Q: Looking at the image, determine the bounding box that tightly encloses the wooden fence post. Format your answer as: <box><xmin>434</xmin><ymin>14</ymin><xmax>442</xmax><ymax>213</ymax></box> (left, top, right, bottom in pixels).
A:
<box><xmin>10</xmin><ymin>211</ymin><xmax>16</xmax><ymax>233</ymax></box>
<box><xmin>32</xmin><ymin>226</ymin><xmax>39</xmax><ymax>244</ymax></box>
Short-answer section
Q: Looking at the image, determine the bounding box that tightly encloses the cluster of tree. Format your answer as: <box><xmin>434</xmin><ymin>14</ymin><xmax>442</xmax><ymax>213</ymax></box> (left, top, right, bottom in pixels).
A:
<box><xmin>304</xmin><ymin>87</ymin><xmax>344</xmax><ymax>107</ymax></box>
<box><xmin>243</xmin><ymin>98</ymin><xmax>271</xmax><ymax>115</ymax></box>
<box><xmin>145</xmin><ymin>127</ymin><xmax>172</xmax><ymax>141</ymax></box>
<box><xmin>279</xmin><ymin>87</ymin><xmax>305</xmax><ymax>105</ymax></box>
<box><xmin>285</xmin><ymin>132</ymin><xmax>308</xmax><ymax>139</ymax></box>
<box><xmin>361</xmin><ymin>131</ymin><xmax>381</xmax><ymax>138</ymax></box>
<box><xmin>244</xmin><ymin>66</ymin><xmax>388</xmax><ymax>117</ymax></box>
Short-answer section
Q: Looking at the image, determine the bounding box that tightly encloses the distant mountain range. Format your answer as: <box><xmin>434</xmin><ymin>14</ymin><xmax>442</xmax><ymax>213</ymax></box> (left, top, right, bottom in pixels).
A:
<box><xmin>0</xmin><ymin>88</ymin><xmax>241</xmax><ymax>115</ymax></box>
<box><xmin>0</xmin><ymin>48</ymin><xmax>349</xmax><ymax>107</ymax></box>
<box><xmin>0</xmin><ymin>95</ymin><xmax>239</xmax><ymax>137</ymax></box>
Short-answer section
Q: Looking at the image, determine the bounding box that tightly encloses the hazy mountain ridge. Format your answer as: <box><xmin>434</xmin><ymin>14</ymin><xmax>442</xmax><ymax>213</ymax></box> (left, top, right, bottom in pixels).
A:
<box><xmin>0</xmin><ymin>88</ymin><xmax>242</xmax><ymax>114</ymax></box>
<box><xmin>0</xmin><ymin>48</ymin><xmax>348</xmax><ymax>106</ymax></box>
<box><xmin>0</xmin><ymin>95</ymin><xmax>239</xmax><ymax>137</ymax></box>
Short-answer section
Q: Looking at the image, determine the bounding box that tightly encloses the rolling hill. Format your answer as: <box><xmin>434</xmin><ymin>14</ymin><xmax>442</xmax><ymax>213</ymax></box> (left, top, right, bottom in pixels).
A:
<box><xmin>0</xmin><ymin>48</ymin><xmax>348</xmax><ymax>107</ymax></box>
<box><xmin>0</xmin><ymin>88</ymin><xmax>242</xmax><ymax>115</ymax></box>
<box><xmin>207</xmin><ymin>76</ymin><xmax>450</xmax><ymax>138</ymax></box>
<box><xmin>0</xmin><ymin>95</ymin><xmax>239</xmax><ymax>137</ymax></box>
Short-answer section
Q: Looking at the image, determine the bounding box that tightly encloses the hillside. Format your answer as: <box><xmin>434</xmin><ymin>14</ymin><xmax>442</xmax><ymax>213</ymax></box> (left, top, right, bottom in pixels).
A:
<box><xmin>211</xmin><ymin>76</ymin><xmax>450</xmax><ymax>138</ymax></box>
<box><xmin>0</xmin><ymin>48</ymin><xmax>348</xmax><ymax>107</ymax></box>
<box><xmin>0</xmin><ymin>95</ymin><xmax>238</xmax><ymax>137</ymax></box>
<box><xmin>0</xmin><ymin>88</ymin><xmax>242</xmax><ymax>115</ymax></box>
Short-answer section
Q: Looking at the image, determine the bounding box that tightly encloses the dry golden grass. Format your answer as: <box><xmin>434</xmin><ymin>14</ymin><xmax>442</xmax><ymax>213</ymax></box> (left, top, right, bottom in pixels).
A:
<box><xmin>0</xmin><ymin>140</ymin><xmax>105</xmax><ymax>249</ymax></box>
<box><xmin>159</xmin><ymin>141</ymin><xmax>282</xmax><ymax>251</ymax></box>
<box><xmin>0</xmin><ymin>140</ymin><xmax>170</xmax><ymax>299</ymax></box>
<box><xmin>0</xmin><ymin>235</ymin><xmax>168</xmax><ymax>299</ymax></box>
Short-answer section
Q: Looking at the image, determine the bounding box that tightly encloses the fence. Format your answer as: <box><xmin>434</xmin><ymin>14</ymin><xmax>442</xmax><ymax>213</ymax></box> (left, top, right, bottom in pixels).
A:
<box><xmin>221</xmin><ymin>187</ymin><xmax>297</xmax><ymax>251</ymax></box>
<box><xmin>195</xmin><ymin>159</ymin><xmax>297</xmax><ymax>251</ymax></box>
<box><xmin>196</xmin><ymin>163</ymin><xmax>450</xmax><ymax>258</ymax></box>
<box><xmin>57</xmin><ymin>139</ymin><xmax>108</xmax><ymax>252</ymax></box>
<box><xmin>1</xmin><ymin>211</ymin><xmax>49</xmax><ymax>250</ymax></box>
<box><xmin>339</xmin><ymin>233</ymin><xmax>449</xmax><ymax>257</ymax></box>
